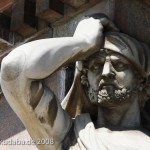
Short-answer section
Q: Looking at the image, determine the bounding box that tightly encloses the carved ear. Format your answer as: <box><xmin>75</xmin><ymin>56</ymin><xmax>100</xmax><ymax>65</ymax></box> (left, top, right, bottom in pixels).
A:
<box><xmin>137</xmin><ymin>77</ymin><xmax>147</xmax><ymax>92</ymax></box>
<box><xmin>75</xmin><ymin>61</ymin><xmax>88</xmax><ymax>88</ymax></box>
<box><xmin>137</xmin><ymin>76</ymin><xmax>150</xmax><ymax>110</ymax></box>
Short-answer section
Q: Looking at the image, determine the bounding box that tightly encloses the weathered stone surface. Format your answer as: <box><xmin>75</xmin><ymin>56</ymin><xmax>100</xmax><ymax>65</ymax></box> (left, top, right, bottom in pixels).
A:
<box><xmin>37</xmin><ymin>9</ymin><xmax>63</xmax><ymax>23</ymax></box>
<box><xmin>115</xmin><ymin>0</ymin><xmax>150</xmax><ymax>47</ymax></box>
<box><xmin>36</xmin><ymin>0</ymin><xmax>49</xmax><ymax>15</ymax></box>
<box><xmin>0</xmin><ymin>38</ymin><xmax>12</xmax><ymax>50</ymax></box>
<box><xmin>61</xmin><ymin>0</ymin><xmax>88</xmax><ymax>8</ymax></box>
<box><xmin>0</xmin><ymin>0</ymin><xmax>15</xmax><ymax>12</ymax></box>
<box><xmin>10</xmin><ymin>0</ymin><xmax>25</xmax><ymax>31</ymax></box>
<box><xmin>14</xmin><ymin>24</ymin><xmax>37</xmax><ymax>38</ymax></box>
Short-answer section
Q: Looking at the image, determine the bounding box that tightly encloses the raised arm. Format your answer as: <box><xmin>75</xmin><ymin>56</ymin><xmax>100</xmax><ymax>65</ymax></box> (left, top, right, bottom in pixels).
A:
<box><xmin>0</xmin><ymin>15</ymin><xmax>117</xmax><ymax>149</ymax></box>
<box><xmin>23</xmin><ymin>14</ymin><xmax>118</xmax><ymax>79</ymax></box>
<box><xmin>0</xmin><ymin>17</ymin><xmax>104</xmax><ymax>149</ymax></box>
<box><xmin>22</xmin><ymin>17</ymin><xmax>104</xmax><ymax>79</ymax></box>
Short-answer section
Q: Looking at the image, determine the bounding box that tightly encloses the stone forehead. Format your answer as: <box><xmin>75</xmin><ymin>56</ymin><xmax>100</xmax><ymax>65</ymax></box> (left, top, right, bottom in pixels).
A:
<box><xmin>103</xmin><ymin>33</ymin><xmax>149</xmax><ymax>77</ymax></box>
<box><xmin>87</xmin><ymin>49</ymin><xmax>130</xmax><ymax>63</ymax></box>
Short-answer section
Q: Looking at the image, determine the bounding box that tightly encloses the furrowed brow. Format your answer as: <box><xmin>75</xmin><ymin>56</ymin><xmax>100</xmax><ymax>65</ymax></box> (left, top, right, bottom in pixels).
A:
<box><xmin>110</xmin><ymin>55</ymin><xmax>129</xmax><ymax>64</ymax></box>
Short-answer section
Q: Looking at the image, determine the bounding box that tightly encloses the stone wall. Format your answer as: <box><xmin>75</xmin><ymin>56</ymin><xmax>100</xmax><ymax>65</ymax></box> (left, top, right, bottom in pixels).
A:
<box><xmin>114</xmin><ymin>0</ymin><xmax>150</xmax><ymax>47</ymax></box>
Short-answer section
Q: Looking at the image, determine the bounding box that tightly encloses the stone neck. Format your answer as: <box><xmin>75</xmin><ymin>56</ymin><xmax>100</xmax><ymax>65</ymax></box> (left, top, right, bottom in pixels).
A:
<box><xmin>96</xmin><ymin>94</ymin><xmax>141</xmax><ymax>129</ymax></box>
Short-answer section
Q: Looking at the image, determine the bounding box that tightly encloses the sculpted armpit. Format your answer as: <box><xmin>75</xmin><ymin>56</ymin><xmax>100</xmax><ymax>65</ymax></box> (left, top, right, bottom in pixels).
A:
<box><xmin>29</xmin><ymin>81</ymin><xmax>44</xmax><ymax>109</ymax></box>
<box><xmin>34</xmin><ymin>86</ymin><xmax>58</xmax><ymax>127</ymax></box>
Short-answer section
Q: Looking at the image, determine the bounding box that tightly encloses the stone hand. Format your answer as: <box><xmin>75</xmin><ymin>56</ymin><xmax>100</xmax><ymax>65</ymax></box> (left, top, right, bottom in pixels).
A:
<box><xmin>73</xmin><ymin>17</ymin><xmax>103</xmax><ymax>49</ymax></box>
<box><xmin>73</xmin><ymin>13</ymin><xmax>119</xmax><ymax>56</ymax></box>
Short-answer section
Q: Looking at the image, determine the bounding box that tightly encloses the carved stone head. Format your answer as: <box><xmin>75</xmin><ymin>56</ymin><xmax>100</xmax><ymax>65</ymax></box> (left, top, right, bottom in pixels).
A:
<box><xmin>62</xmin><ymin>31</ymin><xmax>150</xmax><ymax>118</ymax></box>
<box><xmin>80</xmin><ymin>32</ymin><xmax>150</xmax><ymax>108</ymax></box>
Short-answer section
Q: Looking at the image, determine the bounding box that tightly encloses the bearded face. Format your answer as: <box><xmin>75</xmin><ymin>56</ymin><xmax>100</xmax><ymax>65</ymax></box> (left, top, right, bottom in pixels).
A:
<box><xmin>82</xmin><ymin>50</ymin><xmax>140</xmax><ymax>106</ymax></box>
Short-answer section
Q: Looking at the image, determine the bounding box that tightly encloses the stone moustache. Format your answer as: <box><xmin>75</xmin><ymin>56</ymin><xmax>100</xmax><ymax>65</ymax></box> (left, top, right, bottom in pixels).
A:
<box><xmin>1</xmin><ymin>13</ymin><xmax>150</xmax><ymax>150</ymax></box>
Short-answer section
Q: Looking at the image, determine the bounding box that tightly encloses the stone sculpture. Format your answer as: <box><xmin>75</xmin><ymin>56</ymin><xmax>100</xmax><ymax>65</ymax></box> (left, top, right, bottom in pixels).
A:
<box><xmin>1</xmin><ymin>14</ymin><xmax>150</xmax><ymax>150</ymax></box>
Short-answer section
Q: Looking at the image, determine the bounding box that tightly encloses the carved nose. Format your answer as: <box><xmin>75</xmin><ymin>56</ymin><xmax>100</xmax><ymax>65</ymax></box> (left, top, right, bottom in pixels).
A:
<box><xmin>101</xmin><ymin>61</ymin><xmax>115</xmax><ymax>79</ymax></box>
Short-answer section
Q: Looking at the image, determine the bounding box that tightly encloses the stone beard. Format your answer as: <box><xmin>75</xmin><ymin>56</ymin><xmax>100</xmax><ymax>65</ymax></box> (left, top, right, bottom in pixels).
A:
<box><xmin>87</xmin><ymin>85</ymin><xmax>131</xmax><ymax>104</ymax></box>
<box><xmin>81</xmin><ymin>70</ymin><xmax>140</xmax><ymax>106</ymax></box>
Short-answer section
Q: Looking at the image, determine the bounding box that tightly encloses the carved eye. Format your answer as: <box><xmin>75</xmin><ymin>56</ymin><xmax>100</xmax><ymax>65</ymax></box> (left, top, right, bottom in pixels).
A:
<box><xmin>88</xmin><ymin>60</ymin><xmax>104</xmax><ymax>71</ymax></box>
<box><xmin>117</xmin><ymin>63</ymin><xmax>124</xmax><ymax>68</ymax></box>
<box><xmin>94</xmin><ymin>65</ymin><xmax>100</xmax><ymax>70</ymax></box>
<box><xmin>114</xmin><ymin>62</ymin><xmax>127</xmax><ymax>71</ymax></box>
<box><xmin>92</xmin><ymin>62</ymin><xmax>104</xmax><ymax>71</ymax></box>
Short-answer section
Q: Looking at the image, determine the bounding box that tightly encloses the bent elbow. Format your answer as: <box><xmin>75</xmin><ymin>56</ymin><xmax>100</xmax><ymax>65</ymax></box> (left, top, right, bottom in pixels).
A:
<box><xmin>1</xmin><ymin>51</ymin><xmax>25</xmax><ymax>81</ymax></box>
